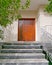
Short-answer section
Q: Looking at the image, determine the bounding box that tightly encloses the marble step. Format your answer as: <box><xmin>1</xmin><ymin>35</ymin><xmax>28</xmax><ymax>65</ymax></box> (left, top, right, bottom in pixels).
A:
<box><xmin>0</xmin><ymin>53</ymin><xmax>45</xmax><ymax>59</ymax></box>
<box><xmin>2</xmin><ymin>45</ymin><xmax>41</xmax><ymax>49</ymax></box>
<box><xmin>0</xmin><ymin>59</ymin><xmax>48</xmax><ymax>65</ymax></box>
<box><xmin>1</xmin><ymin>49</ymin><xmax>42</xmax><ymax>53</ymax></box>
<box><xmin>3</xmin><ymin>42</ymin><xmax>41</xmax><ymax>45</ymax></box>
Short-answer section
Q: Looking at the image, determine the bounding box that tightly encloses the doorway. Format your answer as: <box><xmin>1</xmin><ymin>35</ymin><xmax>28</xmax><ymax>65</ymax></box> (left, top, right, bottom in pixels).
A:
<box><xmin>18</xmin><ymin>18</ymin><xmax>36</xmax><ymax>41</ymax></box>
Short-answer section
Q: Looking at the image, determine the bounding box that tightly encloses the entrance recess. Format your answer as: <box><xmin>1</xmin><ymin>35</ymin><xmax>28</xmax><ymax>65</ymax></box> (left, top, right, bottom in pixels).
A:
<box><xmin>18</xmin><ymin>18</ymin><xmax>36</xmax><ymax>41</ymax></box>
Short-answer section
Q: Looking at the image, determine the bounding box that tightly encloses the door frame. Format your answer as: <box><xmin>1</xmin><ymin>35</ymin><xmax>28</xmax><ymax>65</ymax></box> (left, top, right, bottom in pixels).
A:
<box><xmin>18</xmin><ymin>18</ymin><xmax>36</xmax><ymax>41</ymax></box>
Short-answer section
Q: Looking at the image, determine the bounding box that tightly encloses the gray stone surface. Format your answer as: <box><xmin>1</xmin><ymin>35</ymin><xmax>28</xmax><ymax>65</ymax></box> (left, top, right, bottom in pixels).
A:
<box><xmin>0</xmin><ymin>63</ymin><xmax>2</xmax><ymax>65</ymax></box>
<box><xmin>0</xmin><ymin>53</ymin><xmax>45</xmax><ymax>59</ymax></box>
<box><xmin>3</xmin><ymin>42</ymin><xmax>41</xmax><ymax>45</ymax></box>
<box><xmin>5</xmin><ymin>63</ymin><xmax>16</xmax><ymax>65</ymax></box>
<box><xmin>0</xmin><ymin>42</ymin><xmax>49</xmax><ymax>65</ymax></box>
<box><xmin>1</xmin><ymin>63</ymin><xmax>48</xmax><ymax>65</ymax></box>
<box><xmin>1</xmin><ymin>49</ymin><xmax>42</xmax><ymax>53</ymax></box>
<box><xmin>0</xmin><ymin>59</ymin><xmax>48</xmax><ymax>63</ymax></box>
<box><xmin>2</xmin><ymin>45</ymin><xmax>41</xmax><ymax>49</ymax></box>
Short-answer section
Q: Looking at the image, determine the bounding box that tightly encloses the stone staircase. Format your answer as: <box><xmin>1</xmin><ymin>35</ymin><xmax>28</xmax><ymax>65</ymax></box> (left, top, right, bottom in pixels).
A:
<box><xmin>0</xmin><ymin>42</ymin><xmax>48</xmax><ymax>65</ymax></box>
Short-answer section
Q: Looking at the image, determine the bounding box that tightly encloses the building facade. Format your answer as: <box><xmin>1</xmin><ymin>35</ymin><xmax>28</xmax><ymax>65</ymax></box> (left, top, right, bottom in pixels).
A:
<box><xmin>3</xmin><ymin>6</ymin><xmax>52</xmax><ymax>43</ymax></box>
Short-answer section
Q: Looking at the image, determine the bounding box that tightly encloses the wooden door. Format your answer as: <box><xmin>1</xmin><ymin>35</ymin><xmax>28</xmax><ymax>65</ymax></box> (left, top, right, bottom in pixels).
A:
<box><xmin>18</xmin><ymin>19</ymin><xmax>35</xmax><ymax>41</ymax></box>
<box><xmin>22</xmin><ymin>24</ymin><xmax>35</xmax><ymax>41</ymax></box>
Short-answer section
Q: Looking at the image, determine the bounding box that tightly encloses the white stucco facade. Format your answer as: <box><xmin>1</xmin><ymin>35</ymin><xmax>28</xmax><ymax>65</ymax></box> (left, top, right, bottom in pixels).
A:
<box><xmin>3</xmin><ymin>10</ymin><xmax>37</xmax><ymax>42</ymax></box>
<box><xmin>37</xmin><ymin>8</ymin><xmax>52</xmax><ymax>42</ymax></box>
<box><xmin>4</xmin><ymin>20</ymin><xmax>18</xmax><ymax>42</ymax></box>
<box><xmin>1</xmin><ymin>7</ymin><xmax>52</xmax><ymax>42</ymax></box>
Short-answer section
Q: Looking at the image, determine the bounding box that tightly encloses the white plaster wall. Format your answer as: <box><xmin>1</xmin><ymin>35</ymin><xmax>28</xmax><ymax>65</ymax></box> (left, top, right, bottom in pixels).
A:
<box><xmin>39</xmin><ymin>10</ymin><xmax>52</xmax><ymax>27</ymax></box>
<box><xmin>19</xmin><ymin>10</ymin><xmax>37</xmax><ymax>18</ymax></box>
<box><xmin>4</xmin><ymin>20</ymin><xmax>18</xmax><ymax>42</ymax></box>
<box><xmin>10</xmin><ymin>20</ymin><xmax>18</xmax><ymax>41</ymax></box>
<box><xmin>4</xmin><ymin>10</ymin><xmax>37</xmax><ymax>42</ymax></box>
<box><xmin>36</xmin><ymin>8</ymin><xmax>52</xmax><ymax>51</ymax></box>
<box><xmin>37</xmin><ymin>8</ymin><xmax>52</xmax><ymax>42</ymax></box>
<box><xmin>4</xmin><ymin>8</ymin><xmax>52</xmax><ymax>42</ymax></box>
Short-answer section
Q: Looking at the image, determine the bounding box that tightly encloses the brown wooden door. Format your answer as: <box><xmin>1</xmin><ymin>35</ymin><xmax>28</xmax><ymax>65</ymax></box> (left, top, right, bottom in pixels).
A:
<box><xmin>18</xmin><ymin>19</ymin><xmax>35</xmax><ymax>41</ymax></box>
<box><xmin>22</xmin><ymin>24</ymin><xmax>35</xmax><ymax>41</ymax></box>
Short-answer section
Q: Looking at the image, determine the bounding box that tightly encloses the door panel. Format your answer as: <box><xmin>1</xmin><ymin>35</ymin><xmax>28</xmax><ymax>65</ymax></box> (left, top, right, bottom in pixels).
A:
<box><xmin>18</xmin><ymin>19</ymin><xmax>35</xmax><ymax>41</ymax></box>
<box><xmin>22</xmin><ymin>25</ymin><xmax>35</xmax><ymax>41</ymax></box>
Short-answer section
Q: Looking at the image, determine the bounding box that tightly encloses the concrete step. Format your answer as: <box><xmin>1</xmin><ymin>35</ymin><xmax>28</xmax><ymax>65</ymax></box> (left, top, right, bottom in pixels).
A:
<box><xmin>2</xmin><ymin>45</ymin><xmax>41</xmax><ymax>49</ymax></box>
<box><xmin>0</xmin><ymin>53</ymin><xmax>45</xmax><ymax>59</ymax></box>
<box><xmin>0</xmin><ymin>59</ymin><xmax>48</xmax><ymax>65</ymax></box>
<box><xmin>0</xmin><ymin>49</ymin><xmax>42</xmax><ymax>53</ymax></box>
